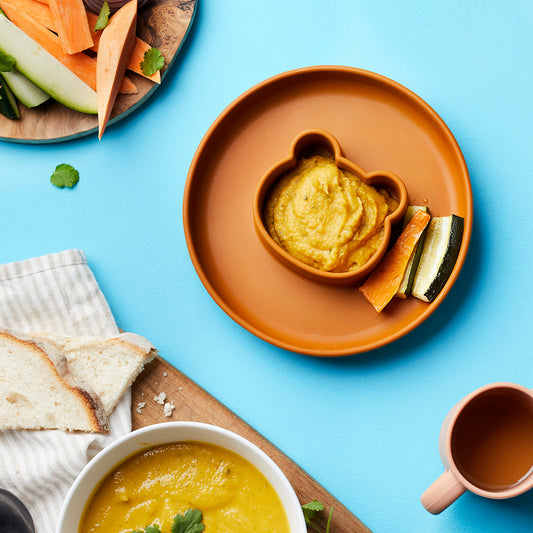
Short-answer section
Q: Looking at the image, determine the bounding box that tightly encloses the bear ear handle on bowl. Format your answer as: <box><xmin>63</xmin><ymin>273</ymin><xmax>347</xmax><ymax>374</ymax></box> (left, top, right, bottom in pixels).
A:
<box><xmin>253</xmin><ymin>129</ymin><xmax>409</xmax><ymax>286</ymax></box>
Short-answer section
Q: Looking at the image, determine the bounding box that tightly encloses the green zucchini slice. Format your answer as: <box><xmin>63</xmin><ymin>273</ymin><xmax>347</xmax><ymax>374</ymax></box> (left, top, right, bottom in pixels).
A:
<box><xmin>412</xmin><ymin>214</ymin><xmax>464</xmax><ymax>303</ymax></box>
<box><xmin>0</xmin><ymin>73</ymin><xmax>19</xmax><ymax>119</ymax></box>
<box><xmin>396</xmin><ymin>206</ymin><xmax>429</xmax><ymax>298</ymax></box>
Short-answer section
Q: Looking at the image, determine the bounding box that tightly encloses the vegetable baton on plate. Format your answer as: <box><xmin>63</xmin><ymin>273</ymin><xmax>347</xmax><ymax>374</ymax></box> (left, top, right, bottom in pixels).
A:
<box><xmin>96</xmin><ymin>0</ymin><xmax>137</xmax><ymax>138</ymax></box>
<box><xmin>360</xmin><ymin>209</ymin><xmax>431</xmax><ymax>313</ymax></box>
<box><xmin>411</xmin><ymin>214</ymin><xmax>464</xmax><ymax>303</ymax></box>
<box><xmin>48</xmin><ymin>0</ymin><xmax>94</xmax><ymax>54</ymax></box>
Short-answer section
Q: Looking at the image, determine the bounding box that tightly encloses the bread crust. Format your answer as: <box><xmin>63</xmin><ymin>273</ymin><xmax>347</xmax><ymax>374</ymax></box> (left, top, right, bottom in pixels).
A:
<box><xmin>0</xmin><ymin>330</ymin><xmax>109</xmax><ymax>433</ymax></box>
<box><xmin>1</xmin><ymin>328</ymin><xmax>158</xmax><ymax>433</ymax></box>
<box><xmin>29</xmin><ymin>331</ymin><xmax>158</xmax><ymax>415</ymax></box>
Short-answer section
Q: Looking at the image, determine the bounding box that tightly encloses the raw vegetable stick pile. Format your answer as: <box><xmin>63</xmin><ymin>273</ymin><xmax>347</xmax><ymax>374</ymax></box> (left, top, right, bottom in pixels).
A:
<box><xmin>0</xmin><ymin>0</ymin><xmax>164</xmax><ymax>138</ymax></box>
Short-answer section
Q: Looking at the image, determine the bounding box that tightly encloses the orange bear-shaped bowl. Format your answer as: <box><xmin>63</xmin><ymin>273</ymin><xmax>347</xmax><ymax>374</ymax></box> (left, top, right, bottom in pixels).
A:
<box><xmin>253</xmin><ymin>129</ymin><xmax>408</xmax><ymax>286</ymax></box>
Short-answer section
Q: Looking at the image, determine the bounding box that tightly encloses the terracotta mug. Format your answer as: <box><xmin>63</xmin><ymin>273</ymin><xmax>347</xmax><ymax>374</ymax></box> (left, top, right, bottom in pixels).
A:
<box><xmin>421</xmin><ymin>382</ymin><xmax>533</xmax><ymax>514</ymax></box>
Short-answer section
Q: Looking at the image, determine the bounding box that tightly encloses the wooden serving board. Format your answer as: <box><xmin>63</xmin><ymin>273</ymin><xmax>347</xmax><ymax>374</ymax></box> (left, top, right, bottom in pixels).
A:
<box><xmin>0</xmin><ymin>0</ymin><xmax>197</xmax><ymax>143</ymax></box>
<box><xmin>132</xmin><ymin>357</ymin><xmax>371</xmax><ymax>533</ymax></box>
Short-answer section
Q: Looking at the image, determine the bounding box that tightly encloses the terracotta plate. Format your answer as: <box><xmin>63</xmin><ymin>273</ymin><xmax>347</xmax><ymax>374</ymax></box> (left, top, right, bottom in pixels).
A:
<box><xmin>183</xmin><ymin>66</ymin><xmax>473</xmax><ymax>357</ymax></box>
<box><xmin>0</xmin><ymin>0</ymin><xmax>197</xmax><ymax>143</ymax></box>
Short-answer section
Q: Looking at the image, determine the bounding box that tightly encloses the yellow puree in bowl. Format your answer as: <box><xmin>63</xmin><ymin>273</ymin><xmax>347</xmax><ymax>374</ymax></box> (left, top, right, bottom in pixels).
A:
<box><xmin>80</xmin><ymin>442</ymin><xmax>290</xmax><ymax>533</ymax></box>
<box><xmin>263</xmin><ymin>155</ymin><xmax>398</xmax><ymax>272</ymax></box>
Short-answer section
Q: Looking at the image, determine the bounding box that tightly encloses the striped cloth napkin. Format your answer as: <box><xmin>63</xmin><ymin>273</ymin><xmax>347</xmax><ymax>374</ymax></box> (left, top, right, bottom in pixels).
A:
<box><xmin>0</xmin><ymin>249</ymin><xmax>132</xmax><ymax>533</ymax></box>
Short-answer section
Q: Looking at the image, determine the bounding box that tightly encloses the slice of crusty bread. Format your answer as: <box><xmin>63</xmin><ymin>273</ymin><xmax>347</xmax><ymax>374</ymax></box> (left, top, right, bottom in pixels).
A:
<box><xmin>30</xmin><ymin>332</ymin><xmax>158</xmax><ymax>416</ymax></box>
<box><xmin>0</xmin><ymin>331</ymin><xmax>108</xmax><ymax>433</ymax></box>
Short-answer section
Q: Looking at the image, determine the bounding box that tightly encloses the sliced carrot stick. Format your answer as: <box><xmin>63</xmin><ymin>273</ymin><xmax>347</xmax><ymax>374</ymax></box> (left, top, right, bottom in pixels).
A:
<box><xmin>86</xmin><ymin>11</ymin><xmax>160</xmax><ymax>83</ymax></box>
<box><xmin>97</xmin><ymin>0</ymin><xmax>137</xmax><ymax>138</ymax></box>
<box><xmin>359</xmin><ymin>209</ymin><xmax>431</xmax><ymax>313</ymax></box>
<box><xmin>0</xmin><ymin>5</ymin><xmax>64</xmax><ymax>56</ymax></box>
<box><xmin>118</xmin><ymin>76</ymin><xmax>138</xmax><ymax>94</ymax></box>
<box><xmin>127</xmin><ymin>38</ymin><xmax>161</xmax><ymax>84</ymax></box>
<box><xmin>0</xmin><ymin>0</ymin><xmax>55</xmax><ymax>31</ymax></box>
<box><xmin>48</xmin><ymin>0</ymin><xmax>93</xmax><ymax>54</ymax></box>
<box><xmin>0</xmin><ymin>7</ymin><xmax>136</xmax><ymax>94</ymax></box>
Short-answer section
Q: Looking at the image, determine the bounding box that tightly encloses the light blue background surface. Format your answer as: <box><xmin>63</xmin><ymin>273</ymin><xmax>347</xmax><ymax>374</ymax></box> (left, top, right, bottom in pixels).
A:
<box><xmin>2</xmin><ymin>1</ymin><xmax>533</xmax><ymax>531</ymax></box>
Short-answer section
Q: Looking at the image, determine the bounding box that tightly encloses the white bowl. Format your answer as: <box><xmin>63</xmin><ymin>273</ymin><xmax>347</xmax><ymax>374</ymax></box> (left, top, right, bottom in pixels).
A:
<box><xmin>57</xmin><ymin>421</ymin><xmax>306</xmax><ymax>532</ymax></box>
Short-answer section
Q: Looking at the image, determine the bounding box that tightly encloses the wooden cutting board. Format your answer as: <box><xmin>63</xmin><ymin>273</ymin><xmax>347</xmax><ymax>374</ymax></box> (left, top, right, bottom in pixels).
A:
<box><xmin>132</xmin><ymin>357</ymin><xmax>371</xmax><ymax>533</ymax></box>
<box><xmin>0</xmin><ymin>0</ymin><xmax>197</xmax><ymax>143</ymax></box>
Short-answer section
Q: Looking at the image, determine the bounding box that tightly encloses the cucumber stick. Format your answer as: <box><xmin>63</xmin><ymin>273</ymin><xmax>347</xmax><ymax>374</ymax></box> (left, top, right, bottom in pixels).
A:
<box><xmin>412</xmin><ymin>215</ymin><xmax>464</xmax><ymax>303</ymax></box>
<box><xmin>1</xmin><ymin>68</ymin><xmax>50</xmax><ymax>108</ymax></box>
<box><xmin>0</xmin><ymin>15</ymin><xmax>97</xmax><ymax>114</ymax></box>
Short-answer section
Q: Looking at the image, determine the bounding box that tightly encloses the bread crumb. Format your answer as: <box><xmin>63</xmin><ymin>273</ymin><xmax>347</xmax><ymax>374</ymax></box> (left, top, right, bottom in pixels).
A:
<box><xmin>163</xmin><ymin>371</ymin><xmax>168</xmax><ymax>377</ymax></box>
<box><xmin>163</xmin><ymin>401</ymin><xmax>175</xmax><ymax>417</ymax></box>
<box><xmin>154</xmin><ymin>392</ymin><xmax>166</xmax><ymax>405</ymax></box>
<box><xmin>136</xmin><ymin>401</ymin><xmax>146</xmax><ymax>414</ymax></box>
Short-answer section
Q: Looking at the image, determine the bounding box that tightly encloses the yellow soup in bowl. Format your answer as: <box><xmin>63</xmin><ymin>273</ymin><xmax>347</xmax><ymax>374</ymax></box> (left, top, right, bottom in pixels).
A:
<box><xmin>80</xmin><ymin>441</ymin><xmax>290</xmax><ymax>533</ymax></box>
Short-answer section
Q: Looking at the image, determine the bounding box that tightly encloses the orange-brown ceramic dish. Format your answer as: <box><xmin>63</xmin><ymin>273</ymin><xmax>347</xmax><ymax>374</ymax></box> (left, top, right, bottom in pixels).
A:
<box><xmin>253</xmin><ymin>129</ymin><xmax>408</xmax><ymax>286</ymax></box>
<box><xmin>183</xmin><ymin>66</ymin><xmax>473</xmax><ymax>357</ymax></box>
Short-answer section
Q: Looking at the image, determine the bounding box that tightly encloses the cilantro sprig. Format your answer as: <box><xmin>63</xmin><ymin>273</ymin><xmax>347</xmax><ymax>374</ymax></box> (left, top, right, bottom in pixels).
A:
<box><xmin>133</xmin><ymin>509</ymin><xmax>205</xmax><ymax>533</ymax></box>
<box><xmin>171</xmin><ymin>509</ymin><xmax>205</xmax><ymax>533</ymax></box>
<box><xmin>302</xmin><ymin>500</ymin><xmax>334</xmax><ymax>533</ymax></box>
<box><xmin>50</xmin><ymin>163</ymin><xmax>80</xmax><ymax>189</ymax></box>
<box><xmin>94</xmin><ymin>1</ymin><xmax>110</xmax><ymax>31</ymax></box>
<box><xmin>140</xmin><ymin>47</ymin><xmax>165</xmax><ymax>76</ymax></box>
<box><xmin>133</xmin><ymin>523</ymin><xmax>162</xmax><ymax>532</ymax></box>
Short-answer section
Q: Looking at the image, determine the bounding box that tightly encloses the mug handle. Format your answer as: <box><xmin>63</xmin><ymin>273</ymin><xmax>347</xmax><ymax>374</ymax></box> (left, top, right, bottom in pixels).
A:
<box><xmin>420</xmin><ymin>470</ymin><xmax>466</xmax><ymax>514</ymax></box>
